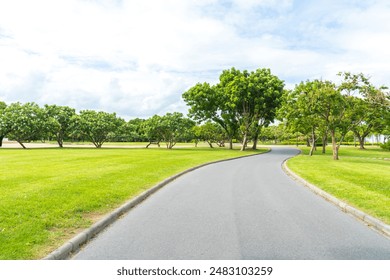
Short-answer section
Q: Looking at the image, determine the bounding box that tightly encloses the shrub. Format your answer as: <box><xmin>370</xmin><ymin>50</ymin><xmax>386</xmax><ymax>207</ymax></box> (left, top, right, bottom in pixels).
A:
<box><xmin>379</xmin><ymin>141</ymin><xmax>390</xmax><ymax>151</ymax></box>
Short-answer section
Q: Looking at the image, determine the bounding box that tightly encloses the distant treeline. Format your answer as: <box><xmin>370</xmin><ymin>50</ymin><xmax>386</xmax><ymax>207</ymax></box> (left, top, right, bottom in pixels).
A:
<box><xmin>1</xmin><ymin>68</ymin><xmax>389</xmax><ymax>158</ymax></box>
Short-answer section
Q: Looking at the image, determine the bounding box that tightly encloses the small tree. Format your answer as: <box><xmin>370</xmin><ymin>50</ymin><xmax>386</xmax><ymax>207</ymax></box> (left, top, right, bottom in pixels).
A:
<box><xmin>141</xmin><ymin>113</ymin><xmax>194</xmax><ymax>149</ymax></box>
<box><xmin>3</xmin><ymin>102</ymin><xmax>46</xmax><ymax>148</ymax></box>
<box><xmin>142</xmin><ymin>115</ymin><xmax>164</xmax><ymax>148</ymax></box>
<box><xmin>349</xmin><ymin>84</ymin><xmax>389</xmax><ymax>149</ymax></box>
<box><xmin>159</xmin><ymin>112</ymin><xmax>194</xmax><ymax>149</ymax></box>
<box><xmin>195</xmin><ymin>122</ymin><xmax>226</xmax><ymax>148</ymax></box>
<box><xmin>44</xmin><ymin>104</ymin><xmax>76</xmax><ymax>147</ymax></box>
<box><xmin>327</xmin><ymin>85</ymin><xmax>352</xmax><ymax>160</ymax></box>
<box><xmin>72</xmin><ymin>110</ymin><xmax>121</xmax><ymax>148</ymax></box>
<box><xmin>127</xmin><ymin>118</ymin><xmax>147</xmax><ymax>142</ymax></box>
<box><xmin>0</xmin><ymin>101</ymin><xmax>9</xmax><ymax>147</ymax></box>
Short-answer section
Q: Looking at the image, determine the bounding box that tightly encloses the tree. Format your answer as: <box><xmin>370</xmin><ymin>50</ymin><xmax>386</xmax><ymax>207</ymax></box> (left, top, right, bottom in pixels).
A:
<box><xmin>3</xmin><ymin>102</ymin><xmax>46</xmax><ymax>148</ymax></box>
<box><xmin>141</xmin><ymin>113</ymin><xmax>194</xmax><ymax>149</ymax></box>
<box><xmin>281</xmin><ymin>81</ymin><xmax>320</xmax><ymax>156</ymax></box>
<box><xmin>246</xmin><ymin>69</ymin><xmax>284</xmax><ymax>150</ymax></box>
<box><xmin>281</xmin><ymin>80</ymin><xmax>335</xmax><ymax>155</ymax></box>
<box><xmin>142</xmin><ymin>115</ymin><xmax>164</xmax><ymax>148</ymax></box>
<box><xmin>108</xmin><ymin>118</ymin><xmax>127</xmax><ymax>142</ymax></box>
<box><xmin>194</xmin><ymin>121</ymin><xmax>226</xmax><ymax>148</ymax></box>
<box><xmin>348</xmin><ymin>83</ymin><xmax>389</xmax><ymax>149</ymax></box>
<box><xmin>44</xmin><ymin>104</ymin><xmax>76</xmax><ymax>147</ymax></box>
<box><xmin>183</xmin><ymin>82</ymin><xmax>238</xmax><ymax>149</ymax></box>
<box><xmin>159</xmin><ymin>112</ymin><xmax>194</xmax><ymax>149</ymax></box>
<box><xmin>260</xmin><ymin>124</ymin><xmax>285</xmax><ymax>144</ymax></box>
<box><xmin>183</xmin><ymin>67</ymin><xmax>284</xmax><ymax>150</ymax></box>
<box><xmin>0</xmin><ymin>101</ymin><xmax>8</xmax><ymax>147</ymax></box>
<box><xmin>281</xmin><ymin>77</ymin><xmax>356</xmax><ymax>160</ymax></box>
<box><xmin>127</xmin><ymin>118</ymin><xmax>147</xmax><ymax>142</ymax></box>
<box><xmin>72</xmin><ymin>110</ymin><xmax>121</xmax><ymax>148</ymax></box>
<box><xmin>325</xmin><ymin>82</ymin><xmax>353</xmax><ymax>160</ymax></box>
<box><xmin>111</xmin><ymin>119</ymin><xmax>139</xmax><ymax>142</ymax></box>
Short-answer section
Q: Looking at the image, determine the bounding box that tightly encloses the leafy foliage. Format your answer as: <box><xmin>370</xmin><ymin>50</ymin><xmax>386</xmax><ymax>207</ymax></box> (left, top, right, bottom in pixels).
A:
<box><xmin>142</xmin><ymin>113</ymin><xmax>194</xmax><ymax>148</ymax></box>
<box><xmin>3</xmin><ymin>102</ymin><xmax>47</xmax><ymax>148</ymax></box>
<box><xmin>72</xmin><ymin>110</ymin><xmax>123</xmax><ymax>148</ymax></box>
<box><xmin>183</xmin><ymin>67</ymin><xmax>284</xmax><ymax>150</ymax></box>
<box><xmin>44</xmin><ymin>105</ymin><xmax>76</xmax><ymax>147</ymax></box>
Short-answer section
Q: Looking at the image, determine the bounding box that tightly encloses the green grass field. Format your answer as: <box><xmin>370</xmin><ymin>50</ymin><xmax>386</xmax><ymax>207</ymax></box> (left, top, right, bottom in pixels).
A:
<box><xmin>0</xmin><ymin>147</ymin><xmax>266</xmax><ymax>260</ymax></box>
<box><xmin>287</xmin><ymin>146</ymin><xmax>390</xmax><ymax>224</ymax></box>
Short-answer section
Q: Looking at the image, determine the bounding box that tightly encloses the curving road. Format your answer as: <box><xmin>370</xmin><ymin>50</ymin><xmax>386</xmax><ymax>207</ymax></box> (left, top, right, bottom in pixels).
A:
<box><xmin>73</xmin><ymin>147</ymin><xmax>390</xmax><ymax>260</ymax></box>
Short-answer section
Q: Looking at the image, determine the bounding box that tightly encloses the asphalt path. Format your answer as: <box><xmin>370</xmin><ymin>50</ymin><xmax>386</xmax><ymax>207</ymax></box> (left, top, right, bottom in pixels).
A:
<box><xmin>73</xmin><ymin>147</ymin><xmax>390</xmax><ymax>259</ymax></box>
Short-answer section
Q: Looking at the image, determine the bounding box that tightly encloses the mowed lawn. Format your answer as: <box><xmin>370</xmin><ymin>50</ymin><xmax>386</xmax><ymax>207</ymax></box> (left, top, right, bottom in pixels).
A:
<box><xmin>0</xmin><ymin>147</ymin><xmax>265</xmax><ymax>260</ymax></box>
<box><xmin>287</xmin><ymin>146</ymin><xmax>390</xmax><ymax>225</ymax></box>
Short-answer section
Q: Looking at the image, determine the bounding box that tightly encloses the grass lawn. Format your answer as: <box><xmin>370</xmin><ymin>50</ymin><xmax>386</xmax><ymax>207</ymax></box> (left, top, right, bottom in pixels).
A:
<box><xmin>0</xmin><ymin>147</ymin><xmax>266</xmax><ymax>260</ymax></box>
<box><xmin>287</xmin><ymin>146</ymin><xmax>390</xmax><ymax>225</ymax></box>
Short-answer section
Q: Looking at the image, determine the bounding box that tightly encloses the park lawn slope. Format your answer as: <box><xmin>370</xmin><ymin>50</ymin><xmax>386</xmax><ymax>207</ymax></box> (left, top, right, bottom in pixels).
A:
<box><xmin>287</xmin><ymin>146</ymin><xmax>390</xmax><ymax>225</ymax></box>
<box><xmin>0</xmin><ymin>147</ymin><xmax>266</xmax><ymax>260</ymax></box>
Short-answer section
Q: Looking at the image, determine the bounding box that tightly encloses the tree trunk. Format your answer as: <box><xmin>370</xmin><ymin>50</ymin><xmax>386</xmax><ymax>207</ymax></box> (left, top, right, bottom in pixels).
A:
<box><xmin>17</xmin><ymin>140</ymin><xmax>26</xmax><ymax>149</ymax></box>
<box><xmin>252</xmin><ymin>139</ymin><xmax>257</xmax><ymax>150</ymax></box>
<box><xmin>241</xmin><ymin>132</ymin><xmax>248</xmax><ymax>151</ymax></box>
<box><xmin>331</xmin><ymin>130</ymin><xmax>339</xmax><ymax>160</ymax></box>
<box><xmin>359</xmin><ymin>138</ymin><xmax>365</xmax><ymax>149</ymax></box>
<box><xmin>251</xmin><ymin>124</ymin><xmax>260</xmax><ymax>150</ymax></box>
<box><xmin>252</xmin><ymin>134</ymin><xmax>258</xmax><ymax>150</ymax></box>
<box><xmin>207</xmin><ymin>141</ymin><xmax>213</xmax><ymax>148</ymax></box>
<box><xmin>309</xmin><ymin>127</ymin><xmax>316</xmax><ymax>156</ymax></box>
<box><xmin>228</xmin><ymin>138</ymin><xmax>233</xmax><ymax>150</ymax></box>
<box><xmin>309</xmin><ymin>142</ymin><xmax>315</xmax><ymax>156</ymax></box>
<box><xmin>322</xmin><ymin>133</ymin><xmax>327</xmax><ymax>154</ymax></box>
<box><xmin>0</xmin><ymin>135</ymin><xmax>3</xmax><ymax>147</ymax></box>
<box><xmin>356</xmin><ymin>135</ymin><xmax>365</xmax><ymax>149</ymax></box>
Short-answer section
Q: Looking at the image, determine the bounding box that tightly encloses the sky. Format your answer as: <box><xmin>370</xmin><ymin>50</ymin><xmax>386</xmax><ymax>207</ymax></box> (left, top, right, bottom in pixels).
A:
<box><xmin>0</xmin><ymin>0</ymin><xmax>389</xmax><ymax>119</ymax></box>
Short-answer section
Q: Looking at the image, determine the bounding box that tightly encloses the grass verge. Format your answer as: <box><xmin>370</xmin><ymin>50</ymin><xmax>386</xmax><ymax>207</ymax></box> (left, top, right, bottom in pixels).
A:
<box><xmin>287</xmin><ymin>146</ymin><xmax>389</xmax><ymax>225</ymax></box>
<box><xmin>0</xmin><ymin>147</ymin><xmax>266</xmax><ymax>260</ymax></box>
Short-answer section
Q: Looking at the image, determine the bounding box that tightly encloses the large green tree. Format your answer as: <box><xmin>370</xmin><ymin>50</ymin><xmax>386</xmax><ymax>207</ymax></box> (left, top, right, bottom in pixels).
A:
<box><xmin>183</xmin><ymin>67</ymin><xmax>284</xmax><ymax>150</ymax></box>
<box><xmin>183</xmin><ymin>82</ymin><xmax>238</xmax><ymax>149</ymax></box>
<box><xmin>242</xmin><ymin>68</ymin><xmax>284</xmax><ymax>150</ymax></box>
<box><xmin>282</xmin><ymin>80</ymin><xmax>336</xmax><ymax>156</ymax></box>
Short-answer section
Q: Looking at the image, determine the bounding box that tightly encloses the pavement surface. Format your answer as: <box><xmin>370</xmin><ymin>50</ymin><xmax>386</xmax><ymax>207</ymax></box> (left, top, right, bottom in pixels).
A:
<box><xmin>73</xmin><ymin>147</ymin><xmax>390</xmax><ymax>260</ymax></box>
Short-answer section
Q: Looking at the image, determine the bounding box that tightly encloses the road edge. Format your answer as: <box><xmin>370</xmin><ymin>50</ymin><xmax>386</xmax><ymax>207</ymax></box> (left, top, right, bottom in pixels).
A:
<box><xmin>282</xmin><ymin>156</ymin><xmax>390</xmax><ymax>239</ymax></box>
<box><xmin>43</xmin><ymin>148</ymin><xmax>271</xmax><ymax>260</ymax></box>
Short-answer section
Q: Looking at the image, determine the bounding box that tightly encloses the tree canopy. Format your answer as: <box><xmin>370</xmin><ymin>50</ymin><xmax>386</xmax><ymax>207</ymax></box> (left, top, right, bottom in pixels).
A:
<box><xmin>72</xmin><ymin>110</ymin><xmax>123</xmax><ymax>148</ymax></box>
<box><xmin>183</xmin><ymin>67</ymin><xmax>284</xmax><ymax>150</ymax></box>
<box><xmin>1</xmin><ymin>68</ymin><xmax>388</xmax><ymax>156</ymax></box>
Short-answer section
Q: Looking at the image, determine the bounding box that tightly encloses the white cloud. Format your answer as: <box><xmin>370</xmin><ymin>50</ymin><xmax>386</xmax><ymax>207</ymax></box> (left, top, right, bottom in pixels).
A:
<box><xmin>0</xmin><ymin>0</ymin><xmax>389</xmax><ymax>119</ymax></box>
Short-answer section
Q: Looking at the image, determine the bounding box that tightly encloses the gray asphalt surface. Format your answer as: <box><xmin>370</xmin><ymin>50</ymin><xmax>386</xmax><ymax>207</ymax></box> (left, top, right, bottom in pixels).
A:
<box><xmin>73</xmin><ymin>147</ymin><xmax>390</xmax><ymax>260</ymax></box>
